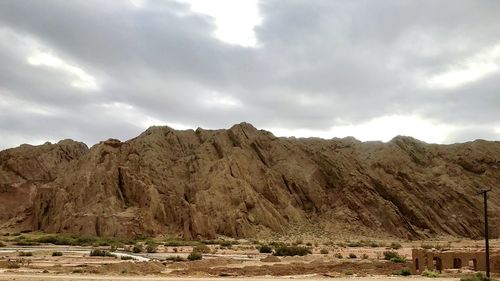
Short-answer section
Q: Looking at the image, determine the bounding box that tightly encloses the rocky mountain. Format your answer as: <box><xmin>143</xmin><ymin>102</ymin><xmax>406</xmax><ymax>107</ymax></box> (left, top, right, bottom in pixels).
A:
<box><xmin>0</xmin><ymin>123</ymin><xmax>499</xmax><ymax>239</ymax></box>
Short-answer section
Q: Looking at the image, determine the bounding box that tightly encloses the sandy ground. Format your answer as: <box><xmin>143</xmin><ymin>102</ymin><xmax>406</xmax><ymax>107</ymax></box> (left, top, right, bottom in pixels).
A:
<box><xmin>0</xmin><ymin>274</ymin><xmax>460</xmax><ymax>281</ymax></box>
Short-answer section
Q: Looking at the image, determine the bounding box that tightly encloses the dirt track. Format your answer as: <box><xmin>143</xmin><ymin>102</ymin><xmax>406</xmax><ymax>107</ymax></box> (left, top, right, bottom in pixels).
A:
<box><xmin>0</xmin><ymin>274</ymin><xmax>460</xmax><ymax>281</ymax></box>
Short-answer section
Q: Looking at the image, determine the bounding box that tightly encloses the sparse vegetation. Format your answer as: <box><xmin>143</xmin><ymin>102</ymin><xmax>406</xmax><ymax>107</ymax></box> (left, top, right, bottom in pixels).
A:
<box><xmin>166</xmin><ymin>255</ymin><xmax>185</xmax><ymax>262</ymax></box>
<box><xmin>383</xmin><ymin>251</ymin><xmax>400</xmax><ymax>260</ymax></box>
<box><xmin>258</xmin><ymin>245</ymin><xmax>273</xmax><ymax>253</ymax></box>
<box><xmin>389</xmin><ymin>242</ymin><xmax>402</xmax><ymax>249</ymax></box>
<box><xmin>193</xmin><ymin>244</ymin><xmax>210</xmax><ymax>254</ymax></box>
<box><xmin>89</xmin><ymin>249</ymin><xmax>116</xmax><ymax>257</ymax></box>
<box><xmin>335</xmin><ymin>253</ymin><xmax>343</xmax><ymax>259</ymax></box>
<box><xmin>0</xmin><ymin>241</ymin><xmax>5</xmax><ymax>247</ymax></box>
<box><xmin>18</xmin><ymin>251</ymin><xmax>33</xmax><ymax>256</ymax></box>
<box><xmin>459</xmin><ymin>273</ymin><xmax>490</xmax><ymax>281</ymax></box>
<box><xmin>52</xmin><ymin>251</ymin><xmax>63</xmax><ymax>256</ymax></box>
<box><xmin>320</xmin><ymin>248</ymin><xmax>329</xmax><ymax>254</ymax></box>
<box><xmin>132</xmin><ymin>244</ymin><xmax>143</xmax><ymax>253</ymax></box>
<box><xmin>187</xmin><ymin>251</ymin><xmax>202</xmax><ymax>261</ymax></box>
<box><xmin>421</xmin><ymin>269</ymin><xmax>439</xmax><ymax>277</ymax></box>
<box><xmin>362</xmin><ymin>253</ymin><xmax>369</xmax><ymax>259</ymax></box>
<box><xmin>120</xmin><ymin>255</ymin><xmax>136</xmax><ymax>260</ymax></box>
<box><xmin>274</xmin><ymin>246</ymin><xmax>311</xmax><ymax>256</ymax></box>
<box><xmin>393</xmin><ymin>268</ymin><xmax>411</xmax><ymax>276</ymax></box>
<box><xmin>348</xmin><ymin>253</ymin><xmax>357</xmax><ymax>259</ymax></box>
<box><xmin>146</xmin><ymin>243</ymin><xmax>158</xmax><ymax>253</ymax></box>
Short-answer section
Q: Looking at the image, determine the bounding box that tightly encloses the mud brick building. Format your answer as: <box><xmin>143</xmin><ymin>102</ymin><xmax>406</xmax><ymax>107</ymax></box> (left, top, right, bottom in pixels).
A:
<box><xmin>411</xmin><ymin>249</ymin><xmax>500</xmax><ymax>274</ymax></box>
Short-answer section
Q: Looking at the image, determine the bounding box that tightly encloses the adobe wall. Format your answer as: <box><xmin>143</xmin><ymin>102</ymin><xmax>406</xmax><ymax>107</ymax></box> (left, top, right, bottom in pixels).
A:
<box><xmin>411</xmin><ymin>249</ymin><xmax>499</xmax><ymax>274</ymax></box>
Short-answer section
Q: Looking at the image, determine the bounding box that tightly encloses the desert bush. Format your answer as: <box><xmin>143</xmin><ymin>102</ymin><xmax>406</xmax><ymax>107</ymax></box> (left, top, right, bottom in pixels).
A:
<box><xmin>459</xmin><ymin>273</ymin><xmax>489</xmax><ymax>281</ymax></box>
<box><xmin>348</xmin><ymin>253</ymin><xmax>357</xmax><ymax>259</ymax></box>
<box><xmin>0</xmin><ymin>241</ymin><xmax>5</xmax><ymax>247</ymax></box>
<box><xmin>18</xmin><ymin>251</ymin><xmax>33</xmax><ymax>256</ymax></box>
<box><xmin>120</xmin><ymin>255</ymin><xmax>136</xmax><ymax>260</ymax></box>
<box><xmin>187</xmin><ymin>251</ymin><xmax>202</xmax><ymax>261</ymax></box>
<box><xmin>132</xmin><ymin>244</ymin><xmax>143</xmax><ymax>253</ymax></box>
<box><xmin>259</xmin><ymin>245</ymin><xmax>273</xmax><ymax>253</ymax></box>
<box><xmin>393</xmin><ymin>269</ymin><xmax>411</xmax><ymax>276</ymax></box>
<box><xmin>370</xmin><ymin>242</ymin><xmax>380</xmax><ymax>247</ymax></box>
<box><xmin>347</xmin><ymin>241</ymin><xmax>362</xmax><ymax>247</ymax></box>
<box><xmin>274</xmin><ymin>246</ymin><xmax>311</xmax><ymax>256</ymax></box>
<box><xmin>166</xmin><ymin>255</ymin><xmax>185</xmax><ymax>262</ymax></box>
<box><xmin>193</xmin><ymin>244</ymin><xmax>210</xmax><ymax>254</ymax></box>
<box><xmin>320</xmin><ymin>248</ymin><xmax>329</xmax><ymax>254</ymax></box>
<box><xmin>146</xmin><ymin>244</ymin><xmax>158</xmax><ymax>253</ymax></box>
<box><xmin>362</xmin><ymin>253</ymin><xmax>369</xmax><ymax>259</ymax></box>
<box><xmin>335</xmin><ymin>253</ymin><xmax>343</xmax><ymax>259</ymax></box>
<box><xmin>52</xmin><ymin>251</ymin><xmax>63</xmax><ymax>256</ymax></box>
<box><xmin>7</xmin><ymin>262</ymin><xmax>21</xmax><ymax>269</ymax></box>
<box><xmin>293</xmin><ymin>239</ymin><xmax>303</xmax><ymax>245</ymax></box>
<box><xmin>421</xmin><ymin>269</ymin><xmax>439</xmax><ymax>277</ymax></box>
<box><xmin>390</xmin><ymin>256</ymin><xmax>406</xmax><ymax>263</ymax></box>
<box><xmin>89</xmin><ymin>249</ymin><xmax>115</xmax><ymax>257</ymax></box>
<box><xmin>390</xmin><ymin>242</ymin><xmax>402</xmax><ymax>249</ymax></box>
<box><xmin>305</xmin><ymin>242</ymin><xmax>313</xmax><ymax>246</ymax></box>
<box><xmin>383</xmin><ymin>251</ymin><xmax>400</xmax><ymax>260</ymax></box>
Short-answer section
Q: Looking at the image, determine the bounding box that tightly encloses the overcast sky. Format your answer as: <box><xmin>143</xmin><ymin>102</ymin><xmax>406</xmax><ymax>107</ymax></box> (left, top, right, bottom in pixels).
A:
<box><xmin>1</xmin><ymin>0</ymin><xmax>499</xmax><ymax>150</ymax></box>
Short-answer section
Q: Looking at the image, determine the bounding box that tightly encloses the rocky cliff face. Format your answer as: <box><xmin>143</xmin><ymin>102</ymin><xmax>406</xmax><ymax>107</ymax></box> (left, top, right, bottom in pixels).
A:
<box><xmin>1</xmin><ymin>123</ymin><xmax>499</xmax><ymax>239</ymax></box>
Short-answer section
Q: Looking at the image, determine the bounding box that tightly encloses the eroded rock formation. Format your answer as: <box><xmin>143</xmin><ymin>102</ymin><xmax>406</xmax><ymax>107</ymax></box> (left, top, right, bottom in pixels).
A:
<box><xmin>1</xmin><ymin>123</ymin><xmax>499</xmax><ymax>239</ymax></box>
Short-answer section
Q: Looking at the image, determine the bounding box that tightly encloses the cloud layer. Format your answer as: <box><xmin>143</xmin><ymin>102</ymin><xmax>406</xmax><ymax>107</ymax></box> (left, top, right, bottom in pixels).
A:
<box><xmin>1</xmin><ymin>0</ymin><xmax>499</xmax><ymax>149</ymax></box>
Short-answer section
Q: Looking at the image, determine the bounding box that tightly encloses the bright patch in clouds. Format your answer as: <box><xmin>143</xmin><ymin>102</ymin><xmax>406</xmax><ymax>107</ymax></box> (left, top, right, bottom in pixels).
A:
<box><xmin>27</xmin><ymin>52</ymin><xmax>98</xmax><ymax>90</ymax></box>
<box><xmin>426</xmin><ymin>44</ymin><xmax>500</xmax><ymax>89</ymax></box>
<box><xmin>178</xmin><ymin>0</ymin><xmax>261</xmax><ymax>47</ymax></box>
<box><xmin>203</xmin><ymin>91</ymin><xmax>242</xmax><ymax>108</ymax></box>
<box><xmin>270</xmin><ymin>115</ymin><xmax>454</xmax><ymax>144</ymax></box>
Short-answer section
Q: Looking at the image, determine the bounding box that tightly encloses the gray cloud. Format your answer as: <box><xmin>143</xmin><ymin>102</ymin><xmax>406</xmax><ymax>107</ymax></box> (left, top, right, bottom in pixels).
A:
<box><xmin>1</xmin><ymin>0</ymin><xmax>499</xmax><ymax>149</ymax></box>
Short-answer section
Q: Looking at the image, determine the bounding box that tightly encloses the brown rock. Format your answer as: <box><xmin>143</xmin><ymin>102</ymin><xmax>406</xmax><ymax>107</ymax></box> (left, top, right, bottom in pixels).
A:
<box><xmin>0</xmin><ymin>123</ymin><xmax>499</xmax><ymax>239</ymax></box>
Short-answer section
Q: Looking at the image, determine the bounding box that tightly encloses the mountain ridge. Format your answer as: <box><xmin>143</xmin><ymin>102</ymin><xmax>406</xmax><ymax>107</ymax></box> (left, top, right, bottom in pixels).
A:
<box><xmin>1</xmin><ymin>122</ymin><xmax>499</xmax><ymax>239</ymax></box>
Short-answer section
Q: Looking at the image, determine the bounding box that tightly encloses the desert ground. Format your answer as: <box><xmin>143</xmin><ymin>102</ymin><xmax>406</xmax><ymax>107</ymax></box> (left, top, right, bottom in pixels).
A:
<box><xmin>0</xmin><ymin>232</ymin><xmax>498</xmax><ymax>280</ymax></box>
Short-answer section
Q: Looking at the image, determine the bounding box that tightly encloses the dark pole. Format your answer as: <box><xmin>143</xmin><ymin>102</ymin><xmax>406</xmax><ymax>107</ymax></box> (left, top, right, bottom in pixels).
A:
<box><xmin>478</xmin><ymin>188</ymin><xmax>491</xmax><ymax>279</ymax></box>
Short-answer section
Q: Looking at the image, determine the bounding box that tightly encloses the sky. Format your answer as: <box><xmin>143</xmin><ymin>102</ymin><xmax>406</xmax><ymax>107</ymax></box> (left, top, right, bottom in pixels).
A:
<box><xmin>1</xmin><ymin>0</ymin><xmax>500</xmax><ymax>150</ymax></box>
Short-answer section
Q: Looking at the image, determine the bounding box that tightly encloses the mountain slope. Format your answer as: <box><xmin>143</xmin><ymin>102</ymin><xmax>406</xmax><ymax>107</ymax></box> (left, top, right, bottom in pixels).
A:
<box><xmin>1</xmin><ymin>123</ymin><xmax>499</xmax><ymax>239</ymax></box>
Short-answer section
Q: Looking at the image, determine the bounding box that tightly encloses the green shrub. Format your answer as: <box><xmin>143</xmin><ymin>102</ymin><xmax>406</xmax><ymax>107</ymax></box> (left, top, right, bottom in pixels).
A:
<box><xmin>459</xmin><ymin>273</ymin><xmax>489</xmax><ymax>281</ymax></box>
<box><xmin>132</xmin><ymin>244</ymin><xmax>143</xmax><ymax>253</ymax></box>
<box><xmin>166</xmin><ymin>255</ymin><xmax>185</xmax><ymax>262</ymax></box>
<box><xmin>120</xmin><ymin>255</ymin><xmax>136</xmax><ymax>260</ymax></box>
<box><xmin>320</xmin><ymin>248</ymin><xmax>329</xmax><ymax>254</ymax></box>
<box><xmin>259</xmin><ymin>245</ymin><xmax>273</xmax><ymax>253</ymax></box>
<box><xmin>394</xmin><ymin>269</ymin><xmax>411</xmax><ymax>276</ymax></box>
<box><xmin>421</xmin><ymin>244</ymin><xmax>434</xmax><ymax>249</ymax></box>
<box><xmin>421</xmin><ymin>269</ymin><xmax>439</xmax><ymax>277</ymax></box>
<box><xmin>18</xmin><ymin>251</ymin><xmax>33</xmax><ymax>256</ymax></box>
<box><xmin>274</xmin><ymin>246</ymin><xmax>311</xmax><ymax>256</ymax></box>
<box><xmin>335</xmin><ymin>253</ymin><xmax>343</xmax><ymax>259</ymax></box>
<box><xmin>347</xmin><ymin>241</ymin><xmax>362</xmax><ymax>247</ymax></box>
<box><xmin>390</xmin><ymin>242</ymin><xmax>402</xmax><ymax>249</ymax></box>
<box><xmin>390</xmin><ymin>256</ymin><xmax>406</xmax><ymax>263</ymax></box>
<box><xmin>187</xmin><ymin>251</ymin><xmax>202</xmax><ymax>261</ymax></box>
<box><xmin>193</xmin><ymin>244</ymin><xmax>210</xmax><ymax>254</ymax></box>
<box><xmin>52</xmin><ymin>251</ymin><xmax>63</xmax><ymax>256</ymax></box>
<box><xmin>348</xmin><ymin>253</ymin><xmax>357</xmax><ymax>259</ymax></box>
<box><xmin>370</xmin><ymin>242</ymin><xmax>379</xmax><ymax>247</ymax></box>
<box><xmin>89</xmin><ymin>249</ymin><xmax>116</xmax><ymax>257</ymax></box>
<box><xmin>383</xmin><ymin>251</ymin><xmax>400</xmax><ymax>260</ymax></box>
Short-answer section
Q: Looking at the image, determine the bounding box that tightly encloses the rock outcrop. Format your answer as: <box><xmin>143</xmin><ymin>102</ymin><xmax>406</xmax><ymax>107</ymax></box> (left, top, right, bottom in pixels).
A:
<box><xmin>1</xmin><ymin>123</ymin><xmax>499</xmax><ymax>239</ymax></box>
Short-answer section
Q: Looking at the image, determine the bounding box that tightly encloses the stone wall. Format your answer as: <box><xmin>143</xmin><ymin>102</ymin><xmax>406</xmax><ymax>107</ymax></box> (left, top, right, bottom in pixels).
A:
<box><xmin>411</xmin><ymin>249</ymin><xmax>500</xmax><ymax>274</ymax></box>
